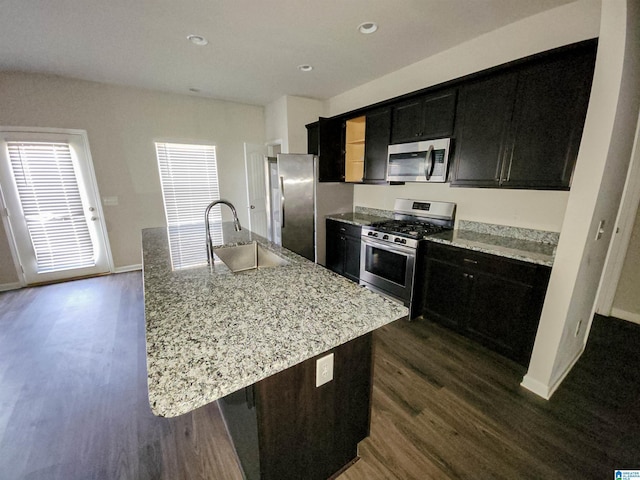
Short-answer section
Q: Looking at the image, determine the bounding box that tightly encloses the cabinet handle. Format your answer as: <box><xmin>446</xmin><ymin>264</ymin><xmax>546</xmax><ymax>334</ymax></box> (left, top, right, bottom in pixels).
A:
<box><xmin>280</xmin><ymin>176</ymin><xmax>285</xmax><ymax>228</ymax></box>
<box><xmin>339</xmin><ymin>227</ymin><xmax>346</xmax><ymax>232</ymax></box>
<box><xmin>463</xmin><ymin>258</ymin><xmax>478</xmax><ymax>264</ymax></box>
<box><xmin>468</xmin><ymin>274</ymin><xmax>474</xmax><ymax>280</ymax></box>
<box><xmin>505</xmin><ymin>157</ymin><xmax>513</xmax><ymax>182</ymax></box>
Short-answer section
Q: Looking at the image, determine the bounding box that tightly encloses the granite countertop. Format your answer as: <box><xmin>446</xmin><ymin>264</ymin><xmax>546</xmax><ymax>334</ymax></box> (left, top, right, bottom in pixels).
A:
<box><xmin>142</xmin><ymin>223</ymin><xmax>408</xmax><ymax>418</ymax></box>
<box><xmin>325</xmin><ymin>212</ymin><xmax>389</xmax><ymax>226</ymax></box>
<box><xmin>426</xmin><ymin>229</ymin><xmax>556</xmax><ymax>266</ymax></box>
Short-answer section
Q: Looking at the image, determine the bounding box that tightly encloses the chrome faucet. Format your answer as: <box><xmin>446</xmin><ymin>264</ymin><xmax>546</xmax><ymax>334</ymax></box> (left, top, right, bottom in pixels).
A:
<box><xmin>205</xmin><ymin>199</ymin><xmax>242</xmax><ymax>265</ymax></box>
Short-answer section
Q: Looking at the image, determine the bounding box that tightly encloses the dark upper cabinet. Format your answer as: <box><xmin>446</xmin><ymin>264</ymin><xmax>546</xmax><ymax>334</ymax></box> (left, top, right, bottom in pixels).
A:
<box><xmin>306</xmin><ymin>122</ymin><xmax>319</xmax><ymax>155</ymax></box>
<box><xmin>317</xmin><ymin>117</ymin><xmax>345</xmax><ymax>182</ymax></box>
<box><xmin>390</xmin><ymin>90</ymin><xmax>457</xmax><ymax>144</ymax></box>
<box><xmin>451</xmin><ymin>42</ymin><xmax>596</xmax><ymax>190</ymax></box>
<box><xmin>450</xmin><ymin>72</ymin><xmax>518</xmax><ymax>187</ymax></box>
<box><xmin>362</xmin><ymin>107</ymin><xmax>391</xmax><ymax>183</ymax></box>
<box><xmin>504</xmin><ymin>49</ymin><xmax>596</xmax><ymax>189</ymax></box>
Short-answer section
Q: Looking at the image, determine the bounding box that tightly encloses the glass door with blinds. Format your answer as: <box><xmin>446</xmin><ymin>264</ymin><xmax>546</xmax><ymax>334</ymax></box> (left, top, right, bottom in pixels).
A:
<box><xmin>155</xmin><ymin>141</ymin><xmax>222</xmax><ymax>270</ymax></box>
<box><xmin>0</xmin><ymin>129</ymin><xmax>112</xmax><ymax>285</ymax></box>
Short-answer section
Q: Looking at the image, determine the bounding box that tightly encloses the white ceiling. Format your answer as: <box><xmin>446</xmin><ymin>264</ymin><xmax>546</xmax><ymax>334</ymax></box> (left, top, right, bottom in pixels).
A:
<box><xmin>0</xmin><ymin>0</ymin><xmax>574</xmax><ymax>106</ymax></box>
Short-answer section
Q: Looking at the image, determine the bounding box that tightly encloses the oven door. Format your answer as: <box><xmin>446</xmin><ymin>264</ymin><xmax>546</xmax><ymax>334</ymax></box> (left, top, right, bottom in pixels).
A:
<box><xmin>359</xmin><ymin>236</ymin><xmax>416</xmax><ymax>306</ymax></box>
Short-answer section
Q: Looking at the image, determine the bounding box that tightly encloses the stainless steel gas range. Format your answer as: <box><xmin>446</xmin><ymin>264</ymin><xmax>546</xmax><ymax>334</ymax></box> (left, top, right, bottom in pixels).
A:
<box><xmin>360</xmin><ymin>199</ymin><xmax>456</xmax><ymax>315</ymax></box>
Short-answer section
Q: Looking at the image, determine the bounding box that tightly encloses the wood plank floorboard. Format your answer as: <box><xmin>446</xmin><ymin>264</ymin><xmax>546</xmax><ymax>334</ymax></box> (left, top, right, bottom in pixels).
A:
<box><xmin>1</xmin><ymin>273</ymin><xmax>638</xmax><ymax>479</ymax></box>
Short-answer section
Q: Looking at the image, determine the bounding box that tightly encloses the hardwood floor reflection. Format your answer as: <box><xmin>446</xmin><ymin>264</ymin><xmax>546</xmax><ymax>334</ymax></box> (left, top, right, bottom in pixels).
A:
<box><xmin>341</xmin><ymin>315</ymin><xmax>640</xmax><ymax>480</ymax></box>
<box><xmin>0</xmin><ymin>273</ymin><xmax>242</xmax><ymax>480</ymax></box>
<box><xmin>1</xmin><ymin>273</ymin><xmax>638</xmax><ymax>479</ymax></box>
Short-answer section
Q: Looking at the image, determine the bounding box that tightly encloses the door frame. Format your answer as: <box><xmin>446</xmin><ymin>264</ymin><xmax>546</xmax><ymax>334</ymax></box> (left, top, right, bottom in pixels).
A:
<box><xmin>0</xmin><ymin>126</ymin><xmax>114</xmax><ymax>286</ymax></box>
<box><xmin>596</xmin><ymin>112</ymin><xmax>640</xmax><ymax>320</ymax></box>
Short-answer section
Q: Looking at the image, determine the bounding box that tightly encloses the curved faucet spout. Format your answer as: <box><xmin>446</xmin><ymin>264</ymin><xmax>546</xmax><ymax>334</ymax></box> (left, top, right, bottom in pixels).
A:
<box><xmin>205</xmin><ymin>200</ymin><xmax>242</xmax><ymax>265</ymax></box>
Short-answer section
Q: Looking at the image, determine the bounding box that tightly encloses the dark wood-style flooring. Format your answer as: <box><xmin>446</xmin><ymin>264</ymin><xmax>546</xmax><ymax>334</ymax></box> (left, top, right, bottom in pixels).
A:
<box><xmin>0</xmin><ymin>272</ymin><xmax>638</xmax><ymax>479</ymax></box>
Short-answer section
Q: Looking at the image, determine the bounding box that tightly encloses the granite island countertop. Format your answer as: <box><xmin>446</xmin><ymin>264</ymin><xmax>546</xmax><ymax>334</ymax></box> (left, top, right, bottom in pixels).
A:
<box><xmin>142</xmin><ymin>223</ymin><xmax>408</xmax><ymax>418</ymax></box>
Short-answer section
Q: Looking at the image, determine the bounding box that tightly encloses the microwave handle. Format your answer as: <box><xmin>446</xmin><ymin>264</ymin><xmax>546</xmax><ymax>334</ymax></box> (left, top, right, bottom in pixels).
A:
<box><xmin>424</xmin><ymin>145</ymin><xmax>434</xmax><ymax>180</ymax></box>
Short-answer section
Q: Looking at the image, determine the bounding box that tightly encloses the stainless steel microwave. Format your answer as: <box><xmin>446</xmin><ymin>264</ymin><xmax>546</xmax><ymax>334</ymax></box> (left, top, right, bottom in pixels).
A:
<box><xmin>387</xmin><ymin>138</ymin><xmax>451</xmax><ymax>182</ymax></box>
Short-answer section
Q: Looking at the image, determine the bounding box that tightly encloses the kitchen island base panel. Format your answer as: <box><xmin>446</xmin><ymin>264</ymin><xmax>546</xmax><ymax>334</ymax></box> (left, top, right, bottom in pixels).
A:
<box><xmin>220</xmin><ymin>333</ymin><xmax>373</xmax><ymax>480</ymax></box>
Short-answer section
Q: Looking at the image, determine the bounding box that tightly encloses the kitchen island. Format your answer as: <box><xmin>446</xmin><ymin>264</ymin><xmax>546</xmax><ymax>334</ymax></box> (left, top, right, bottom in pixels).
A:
<box><xmin>142</xmin><ymin>223</ymin><xmax>408</xmax><ymax>479</ymax></box>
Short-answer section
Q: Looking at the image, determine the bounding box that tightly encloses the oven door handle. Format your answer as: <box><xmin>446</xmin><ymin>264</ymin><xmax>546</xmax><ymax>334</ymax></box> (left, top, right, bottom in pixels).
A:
<box><xmin>361</xmin><ymin>236</ymin><xmax>415</xmax><ymax>255</ymax></box>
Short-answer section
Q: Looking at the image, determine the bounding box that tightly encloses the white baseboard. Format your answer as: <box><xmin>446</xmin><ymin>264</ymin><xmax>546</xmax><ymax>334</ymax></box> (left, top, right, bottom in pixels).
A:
<box><xmin>0</xmin><ymin>282</ymin><xmax>22</xmax><ymax>292</ymax></box>
<box><xmin>0</xmin><ymin>268</ymin><xmax>140</xmax><ymax>291</ymax></box>
<box><xmin>113</xmin><ymin>264</ymin><xmax>142</xmax><ymax>274</ymax></box>
<box><xmin>521</xmin><ymin>346</ymin><xmax>585</xmax><ymax>400</ymax></box>
<box><xmin>611</xmin><ymin>307</ymin><xmax>640</xmax><ymax>325</ymax></box>
<box><xmin>520</xmin><ymin>374</ymin><xmax>551</xmax><ymax>399</ymax></box>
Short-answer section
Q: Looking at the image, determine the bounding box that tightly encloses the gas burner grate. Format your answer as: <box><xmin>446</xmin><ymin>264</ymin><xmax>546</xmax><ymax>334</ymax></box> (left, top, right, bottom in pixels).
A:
<box><xmin>369</xmin><ymin>220</ymin><xmax>445</xmax><ymax>239</ymax></box>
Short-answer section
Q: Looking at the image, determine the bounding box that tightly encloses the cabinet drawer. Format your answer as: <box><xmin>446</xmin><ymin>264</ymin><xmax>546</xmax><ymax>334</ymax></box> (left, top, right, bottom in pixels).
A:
<box><xmin>426</xmin><ymin>242</ymin><xmax>542</xmax><ymax>285</ymax></box>
<box><xmin>327</xmin><ymin>219</ymin><xmax>361</xmax><ymax>238</ymax></box>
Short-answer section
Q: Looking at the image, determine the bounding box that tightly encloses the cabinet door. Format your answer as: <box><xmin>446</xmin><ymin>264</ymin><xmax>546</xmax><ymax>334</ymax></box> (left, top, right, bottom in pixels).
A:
<box><xmin>362</xmin><ymin>108</ymin><xmax>391</xmax><ymax>183</ymax></box>
<box><xmin>318</xmin><ymin>117</ymin><xmax>345</xmax><ymax>182</ymax></box>
<box><xmin>422</xmin><ymin>256</ymin><xmax>469</xmax><ymax>331</ymax></box>
<box><xmin>390</xmin><ymin>98</ymin><xmax>423</xmax><ymax>144</ymax></box>
<box><xmin>390</xmin><ymin>90</ymin><xmax>457</xmax><ymax>144</ymax></box>
<box><xmin>451</xmin><ymin>72</ymin><xmax>518</xmax><ymax>187</ymax></box>
<box><xmin>325</xmin><ymin>221</ymin><xmax>344</xmax><ymax>275</ymax></box>
<box><xmin>343</xmin><ymin>235</ymin><xmax>362</xmax><ymax>282</ymax></box>
<box><xmin>466</xmin><ymin>271</ymin><xmax>534</xmax><ymax>363</ymax></box>
<box><xmin>504</xmin><ymin>49</ymin><xmax>596</xmax><ymax>189</ymax></box>
<box><xmin>306</xmin><ymin>122</ymin><xmax>319</xmax><ymax>155</ymax></box>
<box><xmin>421</xmin><ymin>90</ymin><xmax>457</xmax><ymax>139</ymax></box>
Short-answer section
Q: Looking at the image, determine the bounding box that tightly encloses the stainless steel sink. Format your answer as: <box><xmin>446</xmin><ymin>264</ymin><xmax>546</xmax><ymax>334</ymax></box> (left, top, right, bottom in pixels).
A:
<box><xmin>212</xmin><ymin>241</ymin><xmax>289</xmax><ymax>273</ymax></box>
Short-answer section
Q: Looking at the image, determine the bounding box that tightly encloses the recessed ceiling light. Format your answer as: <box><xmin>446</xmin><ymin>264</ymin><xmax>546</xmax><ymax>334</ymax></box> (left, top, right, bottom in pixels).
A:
<box><xmin>297</xmin><ymin>64</ymin><xmax>313</xmax><ymax>72</ymax></box>
<box><xmin>358</xmin><ymin>22</ymin><xmax>378</xmax><ymax>34</ymax></box>
<box><xmin>187</xmin><ymin>34</ymin><xmax>208</xmax><ymax>46</ymax></box>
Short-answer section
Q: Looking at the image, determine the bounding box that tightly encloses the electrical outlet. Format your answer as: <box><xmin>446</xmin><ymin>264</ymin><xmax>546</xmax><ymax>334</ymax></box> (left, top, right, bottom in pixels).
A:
<box><xmin>315</xmin><ymin>353</ymin><xmax>334</xmax><ymax>387</ymax></box>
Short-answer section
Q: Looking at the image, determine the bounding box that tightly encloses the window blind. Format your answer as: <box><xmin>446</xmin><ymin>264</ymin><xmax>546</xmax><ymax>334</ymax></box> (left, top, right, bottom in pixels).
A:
<box><xmin>155</xmin><ymin>142</ymin><xmax>222</xmax><ymax>269</ymax></box>
<box><xmin>7</xmin><ymin>141</ymin><xmax>95</xmax><ymax>273</ymax></box>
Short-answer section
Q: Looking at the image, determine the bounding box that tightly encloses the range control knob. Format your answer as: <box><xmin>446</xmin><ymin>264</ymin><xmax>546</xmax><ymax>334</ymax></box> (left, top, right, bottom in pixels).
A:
<box><xmin>394</xmin><ymin>237</ymin><xmax>407</xmax><ymax>244</ymax></box>
<box><xmin>382</xmin><ymin>235</ymin><xmax>389</xmax><ymax>240</ymax></box>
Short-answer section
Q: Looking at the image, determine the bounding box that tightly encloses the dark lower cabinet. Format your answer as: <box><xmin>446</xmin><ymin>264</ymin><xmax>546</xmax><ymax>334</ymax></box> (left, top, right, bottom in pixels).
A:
<box><xmin>326</xmin><ymin>219</ymin><xmax>361</xmax><ymax>282</ymax></box>
<box><xmin>421</xmin><ymin>242</ymin><xmax>551</xmax><ymax>366</ymax></box>
<box><xmin>219</xmin><ymin>333</ymin><xmax>373</xmax><ymax>480</ymax></box>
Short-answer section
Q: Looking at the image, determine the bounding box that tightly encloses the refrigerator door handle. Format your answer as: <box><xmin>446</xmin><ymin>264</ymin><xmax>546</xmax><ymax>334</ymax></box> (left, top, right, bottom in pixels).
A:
<box><xmin>280</xmin><ymin>176</ymin><xmax>285</xmax><ymax>228</ymax></box>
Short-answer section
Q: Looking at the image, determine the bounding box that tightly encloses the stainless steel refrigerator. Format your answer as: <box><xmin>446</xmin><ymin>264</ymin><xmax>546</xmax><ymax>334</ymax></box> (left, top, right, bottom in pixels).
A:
<box><xmin>268</xmin><ymin>154</ymin><xmax>353</xmax><ymax>264</ymax></box>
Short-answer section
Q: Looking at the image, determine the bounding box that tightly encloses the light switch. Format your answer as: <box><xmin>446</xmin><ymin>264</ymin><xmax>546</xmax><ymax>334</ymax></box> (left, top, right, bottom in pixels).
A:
<box><xmin>315</xmin><ymin>353</ymin><xmax>334</xmax><ymax>387</ymax></box>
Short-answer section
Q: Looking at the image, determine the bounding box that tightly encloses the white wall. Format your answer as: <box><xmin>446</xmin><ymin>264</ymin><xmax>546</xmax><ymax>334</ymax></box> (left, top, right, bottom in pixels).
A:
<box><xmin>264</xmin><ymin>95</ymin><xmax>352</xmax><ymax>265</ymax></box>
<box><xmin>265</xmin><ymin>95</ymin><xmax>325</xmax><ymax>154</ymax></box>
<box><xmin>613</xmin><ymin>207</ymin><xmax>640</xmax><ymax>321</ymax></box>
<box><xmin>524</xmin><ymin>0</ymin><xmax>640</xmax><ymax>397</ymax></box>
<box><xmin>328</xmin><ymin>0</ymin><xmax>600</xmax><ymax>233</ymax></box>
<box><xmin>0</xmin><ymin>72</ymin><xmax>265</xmax><ymax>283</ymax></box>
<box><xmin>265</xmin><ymin>96</ymin><xmax>288</xmax><ymax>150</ymax></box>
